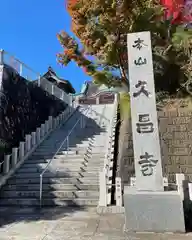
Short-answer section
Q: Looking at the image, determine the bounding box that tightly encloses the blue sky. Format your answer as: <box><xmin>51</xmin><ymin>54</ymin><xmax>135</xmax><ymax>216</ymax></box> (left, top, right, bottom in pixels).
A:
<box><xmin>0</xmin><ymin>0</ymin><xmax>91</xmax><ymax>92</ymax></box>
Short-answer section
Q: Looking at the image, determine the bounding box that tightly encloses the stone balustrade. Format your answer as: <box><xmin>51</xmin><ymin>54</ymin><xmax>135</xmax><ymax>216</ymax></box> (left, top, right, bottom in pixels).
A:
<box><xmin>99</xmin><ymin>94</ymin><xmax>119</xmax><ymax>206</ymax></box>
<box><xmin>0</xmin><ymin>49</ymin><xmax>73</xmax><ymax>105</ymax></box>
<box><xmin>40</xmin><ymin>76</ymin><xmax>72</xmax><ymax>104</ymax></box>
<box><xmin>0</xmin><ymin>106</ymin><xmax>75</xmax><ymax>188</ymax></box>
<box><xmin>129</xmin><ymin>173</ymin><xmax>192</xmax><ymax>203</ymax></box>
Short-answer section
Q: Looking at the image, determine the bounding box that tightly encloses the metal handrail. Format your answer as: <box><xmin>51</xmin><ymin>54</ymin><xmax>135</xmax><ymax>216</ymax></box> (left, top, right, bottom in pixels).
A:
<box><xmin>39</xmin><ymin>105</ymin><xmax>91</xmax><ymax>207</ymax></box>
<box><xmin>0</xmin><ymin>49</ymin><xmax>40</xmax><ymax>75</ymax></box>
<box><xmin>0</xmin><ymin>50</ymin><xmax>72</xmax><ymax>104</ymax></box>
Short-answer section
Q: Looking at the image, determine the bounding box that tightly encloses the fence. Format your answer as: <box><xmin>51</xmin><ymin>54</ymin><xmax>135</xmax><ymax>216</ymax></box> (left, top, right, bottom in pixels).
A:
<box><xmin>0</xmin><ymin>106</ymin><xmax>75</xmax><ymax>188</ymax></box>
<box><xmin>98</xmin><ymin>93</ymin><xmax>120</xmax><ymax>206</ymax></box>
<box><xmin>0</xmin><ymin>49</ymin><xmax>72</xmax><ymax>105</ymax></box>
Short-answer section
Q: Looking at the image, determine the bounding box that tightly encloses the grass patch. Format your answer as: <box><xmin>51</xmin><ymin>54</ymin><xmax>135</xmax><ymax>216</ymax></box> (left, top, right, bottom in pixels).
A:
<box><xmin>119</xmin><ymin>92</ymin><xmax>131</xmax><ymax>120</ymax></box>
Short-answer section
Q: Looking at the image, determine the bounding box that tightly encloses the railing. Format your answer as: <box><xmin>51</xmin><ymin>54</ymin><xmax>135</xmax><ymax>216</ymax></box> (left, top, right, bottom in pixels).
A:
<box><xmin>129</xmin><ymin>173</ymin><xmax>192</xmax><ymax>202</ymax></box>
<box><xmin>105</xmin><ymin>115</ymin><xmax>118</xmax><ymax>205</ymax></box>
<box><xmin>99</xmin><ymin>93</ymin><xmax>119</xmax><ymax>206</ymax></box>
<box><xmin>39</xmin><ymin>105</ymin><xmax>91</xmax><ymax>207</ymax></box>
<box><xmin>0</xmin><ymin>106</ymin><xmax>74</xmax><ymax>188</ymax></box>
<box><xmin>0</xmin><ymin>49</ymin><xmax>72</xmax><ymax>105</ymax></box>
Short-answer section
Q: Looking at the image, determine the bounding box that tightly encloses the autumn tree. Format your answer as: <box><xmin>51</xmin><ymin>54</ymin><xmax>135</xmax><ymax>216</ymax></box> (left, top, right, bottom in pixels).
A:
<box><xmin>57</xmin><ymin>0</ymin><xmax>192</xmax><ymax>96</ymax></box>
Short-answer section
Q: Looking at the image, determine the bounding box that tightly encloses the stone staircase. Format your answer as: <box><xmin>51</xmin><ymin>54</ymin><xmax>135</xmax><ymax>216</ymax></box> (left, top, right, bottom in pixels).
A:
<box><xmin>0</xmin><ymin>104</ymin><xmax>114</xmax><ymax>207</ymax></box>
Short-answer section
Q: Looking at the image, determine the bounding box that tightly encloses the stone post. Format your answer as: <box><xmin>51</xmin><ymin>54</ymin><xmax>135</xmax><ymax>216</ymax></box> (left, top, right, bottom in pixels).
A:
<box><xmin>99</xmin><ymin>170</ymin><xmax>107</xmax><ymax>206</ymax></box>
<box><xmin>12</xmin><ymin>147</ymin><xmax>18</xmax><ymax>167</ymax></box>
<box><xmin>123</xmin><ymin>31</ymin><xmax>185</xmax><ymax>233</ymax></box>
<box><xmin>3</xmin><ymin>155</ymin><xmax>11</xmax><ymax>174</ymax></box>
<box><xmin>31</xmin><ymin>132</ymin><xmax>36</xmax><ymax>146</ymax></box>
<box><xmin>0</xmin><ymin>49</ymin><xmax>4</xmax><ymax>65</ymax></box>
<box><xmin>36</xmin><ymin>128</ymin><xmax>41</xmax><ymax>143</ymax></box>
<box><xmin>176</xmin><ymin>173</ymin><xmax>185</xmax><ymax>200</ymax></box>
<box><xmin>19</xmin><ymin>142</ymin><xmax>25</xmax><ymax>161</ymax></box>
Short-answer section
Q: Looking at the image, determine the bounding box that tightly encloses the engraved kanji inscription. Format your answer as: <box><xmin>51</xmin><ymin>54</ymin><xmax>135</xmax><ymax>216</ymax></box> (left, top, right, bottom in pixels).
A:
<box><xmin>134</xmin><ymin>57</ymin><xmax>147</xmax><ymax>66</ymax></box>
<box><xmin>138</xmin><ymin>152</ymin><xmax>158</xmax><ymax>176</ymax></box>
<box><xmin>133</xmin><ymin>81</ymin><xmax>150</xmax><ymax>97</ymax></box>
<box><xmin>136</xmin><ymin>114</ymin><xmax>154</xmax><ymax>133</ymax></box>
<box><xmin>132</xmin><ymin>38</ymin><xmax>147</xmax><ymax>50</ymax></box>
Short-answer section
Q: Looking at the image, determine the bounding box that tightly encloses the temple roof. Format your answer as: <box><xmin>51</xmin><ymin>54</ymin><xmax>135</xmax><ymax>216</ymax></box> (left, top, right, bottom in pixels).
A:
<box><xmin>42</xmin><ymin>67</ymin><xmax>76</xmax><ymax>94</ymax></box>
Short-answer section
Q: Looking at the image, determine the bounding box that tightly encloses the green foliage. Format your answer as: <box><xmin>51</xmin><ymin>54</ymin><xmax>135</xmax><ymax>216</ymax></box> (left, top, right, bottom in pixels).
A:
<box><xmin>58</xmin><ymin>0</ymin><xmax>192</xmax><ymax>95</ymax></box>
<box><xmin>119</xmin><ymin>92</ymin><xmax>130</xmax><ymax>120</ymax></box>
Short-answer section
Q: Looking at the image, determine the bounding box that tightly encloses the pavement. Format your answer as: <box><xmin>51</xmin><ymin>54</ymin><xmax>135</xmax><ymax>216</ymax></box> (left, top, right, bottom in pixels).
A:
<box><xmin>0</xmin><ymin>207</ymin><xmax>192</xmax><ymax>240</ymax></box>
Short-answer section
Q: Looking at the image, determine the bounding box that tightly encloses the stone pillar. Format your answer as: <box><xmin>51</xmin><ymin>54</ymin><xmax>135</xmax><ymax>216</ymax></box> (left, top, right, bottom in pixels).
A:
<box><xmin>0</xmin><ymin>49</ymin><xmax>4</xmax><ymax>65</ymax></box>
<box><xmin>12</xmin><ymin>147</ymin><xmax>18</xmax><ymax>167</ymax></box>
<box><xmin>124</xmin><ymin>31</ymin><xmax>185</xmax><ymax>233</ymax></box>
<box><xmin>48</xmin><ymin>116</ymin><xmax>53</xmax><ymax>129</ymax></box>
<box><xmin>99</xmin><ymin>170</ymin><xmax>107</xmax><ymax>206</ymax></box>
<box><xmin>3</xmin><ymin>155</ymin><xmax>11</xmax><ymax>174</ymax></box>
<box><xmin>115</xmin><ymin>177</ymin><xmax>122</xmax><ymax>206</ymax></box>
<box><xmin>25</xmin><ymin>134</ymin><xmax>31</xmax><ymax>152</ymax></box>
<box><xmin>176</xmin><ymin>173</ymin><xmax>185</xmax><ymax>200</ymax></box>
<box><xmin>19</xmin><ymin>142</ymin><xmax>25</xmax><ymax>160</ymax></box>
<box><xmin>31</xmin><ymin>132</ymin><xmax>36</xmax><ymax>146</ymax></box>
<box><xmin>36</xmin><ymin>128</ymin><xmax>41</xmax><ymax>143</ymax></box>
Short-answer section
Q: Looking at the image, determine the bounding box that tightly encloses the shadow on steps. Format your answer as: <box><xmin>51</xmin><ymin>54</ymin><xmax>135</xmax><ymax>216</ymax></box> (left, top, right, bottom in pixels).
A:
<box><xmin>0</xmin><ymin>105</ymin><xmax>109</xmax><ymax>227</ymax></box>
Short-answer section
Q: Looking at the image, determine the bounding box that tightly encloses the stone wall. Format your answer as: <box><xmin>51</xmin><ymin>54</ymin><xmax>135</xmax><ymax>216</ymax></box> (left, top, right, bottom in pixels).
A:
<box><xmin>122</xmin><ymin>108</ymin><xmax>192</xmax><ymax>184</ymax></box>
<box><xmin>0</xmin><ymin>64</ymin><xmax>67</xmax><ymax>159</ymax></box>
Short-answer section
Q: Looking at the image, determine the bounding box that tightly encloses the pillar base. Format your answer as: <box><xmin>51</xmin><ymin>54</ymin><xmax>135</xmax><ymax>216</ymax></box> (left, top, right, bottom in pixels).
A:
<box><xmin>123</xmin><ymin>187</ymin><xmax>185</xmax><ymax>233</ymax></box>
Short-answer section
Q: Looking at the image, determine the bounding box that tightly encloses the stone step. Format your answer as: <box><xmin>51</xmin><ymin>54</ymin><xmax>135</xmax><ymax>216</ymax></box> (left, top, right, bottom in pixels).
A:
<box><xmin>84</xmin><ymin>159</ymin><xmax>104</xmax><ymax>165</ymax></box>
<box><xmin>93</xmin><ymin>133</ymin><xmax>108</xmax><ymax>137</ymax></box>
<box><xmin>76</xmin><ymin>144</ymin><xmax>92</xmax><ymax>148</ymax></box>
<box><xmin>2</xmin><ymin>183</ymin><xmax>99</xmax><ymax>191</ymax></box>
<box><xmin>27</xmin><ymin>154</ymin><xmax>87</xmax><ymax>161</ymax></box>
<box><xmin>23</xmin><ymin>160</ymin><xmax>83</xmax><ymax>166</ymax></box>
<box><xmin>27</xmin><ymin>153</ymin><xmax>104</xmax><ymax>161</ymax></box>
<box><xmin>44</xmin><ymin>131</ymin><xmax>69</xmax><ymax>138</ymax></box>
<box><xmin>20</xmin><ymin>160</ymin><xmax>102</xmax><ymax>167</ymax></box>
<box><xmin>38</xmin><ymin>142</ymin><xmax>92</xmax><ymax>150</ymax></box>
<box><xmin>31</xmin><ymin>150</ymin><xmax>88</xmax><ymax>157</ymax></box>
<box><xmin>86</xmin><ymin>150</ymin><xmax>105</xmax><ymax>154</ymax></box>
<box><xmin>23</xmin><ymin>158</ymin><xmax>103</xmax><ymax>165</ymax></box>
<box><xmin>44</xmin><ymin>132</ymin><xmax>76</xmax><ymax>140</ymax></box>
<box><xmin>34</xmin><ymin>146</ymin><xmax>91</xmax><ymax>153</ymax></box>
<box><xmin>83</xmin><ymin>165</ymin><xmax>103</xmax><ymax>170</ymax></box>
<box><xmin>20</xmin><ymin>163</ymin><xmax>83</xmax><ymax>169</ymax></box>
<box><xmin>14</xmin><ymin>171</ymin><xmax>100</xmax><ymax>178</ymax></box>
<box><xmin>34</xmin><ymin>146</ymin><xmax>87</xmax><ymax>152</ymax></box>
<box><xmin>94</xmin><ymin>135</ymin><xmax>107</xmax><ymax>139</ymax></box>
<box><xmin>56</xmin><ymin>148</ymin><xmax>106</xmax><ymax>154</ymax></box>
<box><xmin>8</xmin><ymin>177</ymin><xmax>99</xmax><ymax>185</ymax></box>
<box><xmin>60</xmin><ymin>153</ymin><xmax>104</xmax><ymax>159</ymax></box>
<box><xmin>18</xmin><ymin>165</ymin><xmax>101</xmax><ymax>173</ymax></box>
<box><xmin>92</xmin><ymin>144</ymin><xmax>106</xmax><ymax>148</ymax></box>
<box><xmin>41</xmin><ymin>137</ymin><xmax>94</xmax><ymax>144</ymax></box>
<box><xmin>87</xmin><ymin>158</ymin><xmax>104</xmax><ymax>162</ymax></box>
<box><xmin>0</xmin><ymin>198</ymin><xmax>98</xmax><ymax>207</ymax></box>
<box><xmin>26</xmin><ymin>156</ymin><xmax>85</xmax><ymax>163</ymax></box>
<box><xmin>23</xmin><ymin>159</ymin><xmax>103</xmax><ymax>166</ymax></box>
<box><xmin>0</xmin><ymin>190</ymin><xmax>99</xmax><ymax>199</ymax></box>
